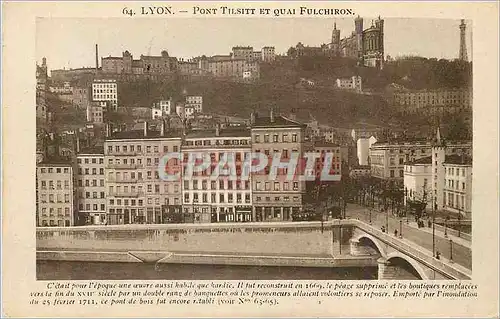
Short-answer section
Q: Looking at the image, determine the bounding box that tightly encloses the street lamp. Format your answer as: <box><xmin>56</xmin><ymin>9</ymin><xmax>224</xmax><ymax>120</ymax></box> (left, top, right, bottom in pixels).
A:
<box><xmin>432</xmin><ymin>197</ymin><xmax>436</xmax><ymax>258</ymax></box>
<box><xmin>444</xmin><ymin>217</ymin><xmax>448</xmax><ymax>238</ymax></box>
<box><xmin>399</xmin><ymin>220</ymin><xmax>403</xmax><ymax>238</ymax></box>
<box><xmin>449</xmin><ymin>239</ymin><xmax>453</xmax><ymax>263</ymax></box>
<box><xmin>369</xmin><ymin>207</ymin><xmax>372</xmax><ymax>224</ymax></box>
<box><xmin>458</xmin><ymin>207</ymin><xmax>462</xmax><ymax>238</ymax></box>
<box><xmin>338</xmin><ymin>218</ymin><xmax>342</xmax><ymax>255</ymax></box>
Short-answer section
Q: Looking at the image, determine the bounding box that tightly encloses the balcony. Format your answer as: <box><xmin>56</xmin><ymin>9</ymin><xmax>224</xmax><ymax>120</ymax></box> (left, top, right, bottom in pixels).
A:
<box><xmin>108</xmin><ymin>191</ymin><xmax>144</xmax><ymax>198</ymax></box>
<box><xmin>106</xmin><ymin>163</ymin><xmax>142</xmax><ymax>169</ymax></box>
<box><xmin>108</xmin><ymin>178</ymin><xmax>142</xmax><ymax>184</ymax></box>
<box><xmin>107</xmin><ymin>151</ymin><xmax>139</xmax><ymax>156</ymax></box>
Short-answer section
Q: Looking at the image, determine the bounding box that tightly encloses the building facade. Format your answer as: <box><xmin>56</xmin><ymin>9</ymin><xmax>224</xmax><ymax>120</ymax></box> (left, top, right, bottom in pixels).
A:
<box><xmin>391</xmin><ymin>88</ymin><xmax>472</xmax><ymax>115</ymax></box>
<box><xmin>329</xmin><ymin>16</ymin><xmax>384</xmax><ymax>68</ymax></box>
<box><xmin>36</xmin><ymin>162</ymin><xmax>75</xmax><ymax>227</ymax></box>
<box><xmin>76</xmin><ymin>151</ymin><xmax>106</xmax><ymax>225</ymax></box>
<box><xmin>443</xmin><ymin>155</ymin><xmax>472</xmax><ymax>218</ymax></box>
<box><xmin>102</xmin><ymin>50</ymin><xmax>176</xmax><ymax>75</ymax></box>
<box><xmin>370</xmin><ymin>140</ymin><xmax>432</xmax><ymax>183</ymax></box>
<box><xmin>403</xmin><ymin>157</ymin><xmax>432</xmax><ymax>206</ymax></box>
<box><xmin>251</xmin><ymin>111</ymin><xmax>306</xmax><ymax>222</ymax></box>
<box><xmin>72</xmin><ymin>87</ymin><xmax>90</xmax><ymax>110</ymax></box>
<box><xmin>181</xmin><ymin>127</ymin><xmax>252</xmax><ymax>223</ymax></box>
<box><xmin>92</xmin><ymin>79</ymin><xmax>118</xmax><ymax>111</ymax></box>
<box><xmin>86</xmin><ymin>101</ymin><xmax>104</xmax><ymax>124</ymax></box>
<box><xmin>104</xmin><ymin>122</ymin><xmax>182</xmax><ymax>225</ymax></box>
<box><xmin>185</xmin><ymin>96</ymin><xmax>203</xmax><ymax>113</ymax></box>
<box><xmin>336</xmin><ymin>76</ymin><xmax>362</xmax><ymax>92</ymax></box>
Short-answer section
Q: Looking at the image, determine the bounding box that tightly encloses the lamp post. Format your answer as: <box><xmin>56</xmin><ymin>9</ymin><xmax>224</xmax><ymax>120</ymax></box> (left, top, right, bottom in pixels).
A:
<box><xmin>444</xmin><ymin>217</ymin><xmax>448</xmax><ymax>238</ymax></box>
<box><xmin>458</xmin><ymin>207</ymin><xmax>462</xmax><ymax>238</ymax></box>
<box><xmin>432</xmin><ymin>196</ymin><xmax>436</xmax><ymax>258</ymax></box>
<box><xmin>449</xmin><ymin>239</ymin><xmax>453</xmax><ymax>263</ymax></box>
<box><xmin>369</xmin><ymin>207</ymin><xmax>372</xmax><ymax>224</ymax></box>
<box><xmin>399</xmin><ymin>220</ymin><xmax>403</xmax><ymax>238</ymax></box>
<box><xmin>338</xmin><ymin>218</ymin><xmax>342</xmax><ymax>255</ymax></box>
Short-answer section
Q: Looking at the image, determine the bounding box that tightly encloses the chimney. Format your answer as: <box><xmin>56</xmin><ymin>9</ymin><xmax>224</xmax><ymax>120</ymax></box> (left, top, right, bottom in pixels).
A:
<box><xmin>144</xmin><ymin>121</ymin><xmax>148</xmax><ymax>137</ymax></box>
<box><xmin>161</xmin><ymin>119</ymin><xmax>166</xmax><ymax>137</ymax></box>
<box><xmin>95</xmin><ymin>44</ymin><xmax>99</xmax><ymax>71</ymax></box>
<box><xmin>270</xmin><ymin>108</ymin><xmax>275</xmax><ymax>123</ymax></box>
<box><xmin>215</xmin><ymin>124</ymin><xmax>220</xmax><ymax>137</ymax></box>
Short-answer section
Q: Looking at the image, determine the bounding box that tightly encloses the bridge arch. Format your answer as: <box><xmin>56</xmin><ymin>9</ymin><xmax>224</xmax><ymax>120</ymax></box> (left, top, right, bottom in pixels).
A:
<box><xmin>386</xmin><ymin>251</ymin><xmax>430</xmax><ymax>280</ymax></box>
<box><xmin>352</xmin><ymin>234</ymin><xmax>387</xmax><ymax>258</ymax></box>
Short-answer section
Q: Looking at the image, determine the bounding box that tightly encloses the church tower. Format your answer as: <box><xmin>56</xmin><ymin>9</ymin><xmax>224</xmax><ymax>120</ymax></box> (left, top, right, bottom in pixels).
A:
<box><xmin>331</xmin><ymin>22</ymin><xmax>341</xmax><ymax>56</ymax></box>
<box><xmin>354</xmin><ymin>16</ymin><xmax>364</xmax><ymax>63</ymax></box>
<box><xmin>459</xmin><ymin>19</ymin><xmax>468</xmax><ymax>61</ymax></box>
<box><xmin>431</xmin><ymin>127</ymin><xmax>446</xmax><ymax>212</ymax></box>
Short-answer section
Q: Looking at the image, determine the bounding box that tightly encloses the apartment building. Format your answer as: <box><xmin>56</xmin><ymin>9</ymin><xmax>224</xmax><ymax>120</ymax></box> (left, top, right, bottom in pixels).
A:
<box><xmin>182</xmin><ymin>126</ymin><xmax>252</xmax><ymax>223</ymax></box>
<box><xmin>370</xmin><ymin>140</ymin><xmax>432</xmax><ymax>182</ymax></box>
<box><xmin>251</xmin><ymin>110</ymin><xmax>306</xmax><ymax>222</ymax></box>
<box><xmin>76</xmin><ymin>150</ymin><xmax>106</xmax><ymax>225</ymax></box>
<box><xmin>104</xmin><ymin>121</ymin><xmax>182</xmax><ymax>225</ymax></box>
<box><xmin>92</xmin><ymin>79</ymin><xmax>117</xmax><ymax>111</ymax></box>
<box><xmin>36</xmin><ymin>161</ymin><xmax>75</xmax><ymax>227</ymax></box>
<box><xmin>185</xmin><ymin>96</ymin><xmax>203</xmax><ymax>113</ymax></box>
<box><xmin>443</xmin><ymin>155</ymin><xmax>472</xmax><ymax>218</ymax></box>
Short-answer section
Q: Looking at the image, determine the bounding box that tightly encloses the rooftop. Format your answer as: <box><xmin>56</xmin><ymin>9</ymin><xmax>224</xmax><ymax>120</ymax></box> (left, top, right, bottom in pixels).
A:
<box><xmin>405</xmin><ymin>156</ymin><xmax>432</xmax><ymax>165</ymax></box>
<box><xmin>38</xmin><ymin>159</ymin><xmax>73</xmax><ymax>167</ymax></box>
<box><xmin>106</xmin><ymin>129</ymin><xmax>183</xmax><ymax>140</ymax></box>
<box><xmin>253</xmin><ymin>115</ymin><xmax>306</xmax><ymax>129</ymax></box>
<box><xmin>77</xmin><ymin>146</ymin><xmax>104</xmax><ymax>155</ymax></box>
<box><xmin>313</xmin><ymin>141</ymin><xmax>341</xmax><ymax>148</ymax></box>
<box><xmin>185</xmin><ymin>127</ymin><xmax>250</xmax><ymax>139</ymax></box>
<box><xmin>444</xmin><ymin>154</ymin><xmax>472</xmax><ymax>165</ymax></box>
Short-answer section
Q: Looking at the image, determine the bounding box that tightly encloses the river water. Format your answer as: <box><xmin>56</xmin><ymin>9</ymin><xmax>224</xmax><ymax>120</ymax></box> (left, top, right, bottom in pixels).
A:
<box><xmin>37</xmin><ymin>261</ymin><xmax>377</xmax><ymax>280</ymax></box>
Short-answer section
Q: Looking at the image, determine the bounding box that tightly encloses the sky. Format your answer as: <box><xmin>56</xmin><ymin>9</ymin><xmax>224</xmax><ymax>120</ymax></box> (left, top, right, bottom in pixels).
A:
<box><xmin>36</xmin><ymin>17</ymin><xmax>473</xmax><ymax>71</ymax></box>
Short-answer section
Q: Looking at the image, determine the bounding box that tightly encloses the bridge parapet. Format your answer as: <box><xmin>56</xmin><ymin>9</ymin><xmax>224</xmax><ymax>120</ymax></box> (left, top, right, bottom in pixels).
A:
<box><xmin>350</xmin><ymin>219</ymin><xmax>472</xmax><ymax>280</ymax></box>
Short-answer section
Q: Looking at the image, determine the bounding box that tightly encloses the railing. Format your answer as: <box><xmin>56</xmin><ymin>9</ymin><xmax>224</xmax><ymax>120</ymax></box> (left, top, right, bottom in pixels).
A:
<box><xmin>106</xmin><ymin>151</ymin><xmax>139</xmax><ymax>156</ymax></box>
<box><xmin>108</xmin><ymin>191</ymin><xmax>144</xmax><ymax>198</ymax></box>
<box><xmin>108</xmin><ymin>178</ymin><xmax>142</xmax><ymax>184</ymax></box>
<box><xmin>106</xmin><ymin>164</ymin><xmax>142</xmax><ymax>169</ymax></box>
<box><xmin>350</xmin><ymin>219</ymin><xmax>471</xmax><ymax>280</ymax></box>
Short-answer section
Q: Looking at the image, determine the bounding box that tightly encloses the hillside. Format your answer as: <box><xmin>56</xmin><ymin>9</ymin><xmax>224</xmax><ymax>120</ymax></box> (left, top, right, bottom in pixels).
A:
<box><xmin>118</xmin><ymin>77</ymin><xmax>392</xmax><ymax>128</ymax></box>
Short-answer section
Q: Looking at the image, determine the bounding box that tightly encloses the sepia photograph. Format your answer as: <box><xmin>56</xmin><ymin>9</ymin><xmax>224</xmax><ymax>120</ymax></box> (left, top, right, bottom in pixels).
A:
<box><xmin>33</xmin><ymin>16</ymin><xmax>475</xmax><ymax>282</ymax></box>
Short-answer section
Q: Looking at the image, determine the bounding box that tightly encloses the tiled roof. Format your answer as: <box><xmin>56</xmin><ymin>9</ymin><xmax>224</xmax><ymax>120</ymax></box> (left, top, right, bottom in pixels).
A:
<box><xmin>405</xmin><ymin>156</ymin><xmax>432</xmax><ymax>165</ymax></box>
<box><xmin>252</xmin><ymin>115</ymin><xmax>306</xmax><ymax>129</ymax></box>
<box><xmin>185</xmin><ymin>128</ymin><xmax>250</xmax><ymax>139</ymax></box>
<box><xmin>444</xmin><ymin>154</ymin><xmax>472</xmax><ymax>165</ymax></box>
<box><xmin>77</xmin><ymin>146</ymin><xmax>104</xmax><ymax>155</ymax></box>
<box><xmin>106</xmin><ymin>129</ymin><xmax>182</xmax><ymax>140</ymax></box>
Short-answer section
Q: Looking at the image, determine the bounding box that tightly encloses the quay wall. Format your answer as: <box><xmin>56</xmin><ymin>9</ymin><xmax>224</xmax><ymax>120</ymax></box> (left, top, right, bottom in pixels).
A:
<box><xmin>37</xmin><ymin>221</ymin><xmax>353</xmax><ymax>257</ymax></box>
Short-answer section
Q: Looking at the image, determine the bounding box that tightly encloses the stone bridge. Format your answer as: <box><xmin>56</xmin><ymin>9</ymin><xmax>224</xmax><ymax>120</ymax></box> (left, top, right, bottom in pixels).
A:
<box><xmin>36</xmin><ymin>219</ymin><xmax>471</xmax><ymax>280</ymax></box>
<box><xmin>348</xmin><ymin>220</ymin><xmax>471</xmax><ymax>280</ymax></box>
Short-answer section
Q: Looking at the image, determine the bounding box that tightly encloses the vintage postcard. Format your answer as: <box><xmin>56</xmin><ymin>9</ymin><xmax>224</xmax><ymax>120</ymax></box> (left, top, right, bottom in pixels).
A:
<box><xmin>2</xmin><ymin>1</ymin><xmax>499</xmax><ymax>318</ymax></box>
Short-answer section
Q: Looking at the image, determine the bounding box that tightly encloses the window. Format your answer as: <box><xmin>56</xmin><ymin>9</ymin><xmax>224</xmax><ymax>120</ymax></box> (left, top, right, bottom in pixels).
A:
<box><xmin>273</xmin><ymin>134</ymin><xmax>279</xmax><ymax>142</ymax></box>
<box><xmin>265</xmin><ymin>182</ymin><xmax>270</xmax><ymax>191</ymax></box>
<box><xmin>292</xmin><ymin>134</ymin><xmax>297</xmax><ymax>142</ymax></box>
<box><xmin>293</xmin><ymin>182</ymin><xmax>298</xmax><ymax>191</ymax></box>
<box><xmin>254</xmin><ymin>135</ymin><xmax>260</xmax><ymax>143</ymax></box>
<box><xmin>283</xmin><ymin>134</ymin><xmax>288</xmax><ymax>142</ymax></box>
<box><xmin>274</xmin><ymin>182</ymin><xmax>280</xmax><ymax>191</ymax></box>
<box><xmin>219</xmin><ymin>194</ymin><xmax>224</xmax><ymax>203</ymax></box>
<box><xmin>264</xmin><ymin>134</ymin><xmax>269</xmax><ymax>143</ymax></box>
